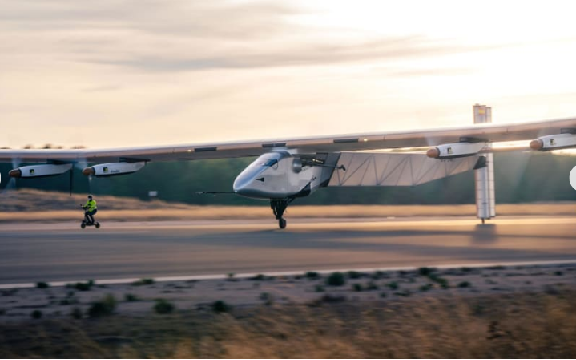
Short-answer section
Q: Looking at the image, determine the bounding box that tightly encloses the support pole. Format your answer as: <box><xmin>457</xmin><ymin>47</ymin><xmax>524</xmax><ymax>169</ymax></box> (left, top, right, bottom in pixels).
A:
<box><xmin>473</xmin><ymin>104</ymin><xmax>496</xmax><ymax>223</ymax></box>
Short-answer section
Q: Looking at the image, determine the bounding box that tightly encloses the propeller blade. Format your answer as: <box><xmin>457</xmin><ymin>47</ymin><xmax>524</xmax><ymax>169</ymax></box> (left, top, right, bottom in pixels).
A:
<box><xmin>499</xmin><ymin>130</ymin><xmax>545</xmax><ymax>199</ymax></box>
<box><xmin>6</xmin><ymin>177</ymin><xmax>16</xmax><ymax>190</ymax></box>
<box><xmin>75</xmin><ymin>158</ymin><xmax>90</xmax><ymax>195</ymax></box>
<box><xmin>2</xmin><ymin>157</ymin><xmax>21</xmax><ymax>194</ymax></box>
<box><xmin>75</xmin><ymin>159</ymin><xmax>88</xmax><ymax>170</ymax></box>
<box><xmin>69</xmin><ymin>167</ymin><xmax>74</xmax><ymax>196</ymax></box>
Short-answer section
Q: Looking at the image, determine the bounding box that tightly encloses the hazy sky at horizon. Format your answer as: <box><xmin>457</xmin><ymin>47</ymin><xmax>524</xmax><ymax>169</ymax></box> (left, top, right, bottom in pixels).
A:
<box><xmin>1</xmin><ymin>0</ymin><xmax>576</xmax><ymax>148</ymax></box>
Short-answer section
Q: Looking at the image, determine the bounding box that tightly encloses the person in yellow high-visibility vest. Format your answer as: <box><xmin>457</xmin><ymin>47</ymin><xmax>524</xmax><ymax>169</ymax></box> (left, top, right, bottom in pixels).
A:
<box><xmin>82</xmin><ymin>195</ymin><xmax>98</xmax><ymax>224</ymax></box>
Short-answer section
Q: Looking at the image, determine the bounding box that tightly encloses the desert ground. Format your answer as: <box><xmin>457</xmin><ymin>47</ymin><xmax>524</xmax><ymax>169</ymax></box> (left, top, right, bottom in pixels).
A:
<box><xmin>1</xmin><ymin>190</ymin><xmax>576</xmax><ymax>357</ymax></box>
<box><xmin>2</xmin><ymin>263</ymin><xmax>576</xmax><ymax>320</ymax></box>
<box><xmin>0</xmin><ymin>264</ymin><xmax>575</xmax><ymax>357</ymax></box>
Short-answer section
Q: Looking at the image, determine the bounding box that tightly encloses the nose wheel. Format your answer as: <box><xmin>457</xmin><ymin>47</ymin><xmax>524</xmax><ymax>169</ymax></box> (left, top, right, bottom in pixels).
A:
<box><xmin>271</xmin><ymin>199</ymin><xmax>292</xmax><ymax>229</ymax></box>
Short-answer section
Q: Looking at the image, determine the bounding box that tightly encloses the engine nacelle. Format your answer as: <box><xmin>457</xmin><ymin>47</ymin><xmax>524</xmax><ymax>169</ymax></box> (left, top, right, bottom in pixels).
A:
<box><xmin>82</xmin><ymin>162</ymin><xmax>146</xmax><ymax>177</ymax></box>
<box><xmin>530</xmin><ymin>133</ymin><xmax>576</xmax><ymax>151</ymax></box>
<box><xmin>9</xmin><ymin>163</ymin><xmax>72</xmax><ymax>178</ymax></box>
<box><xmin>426</xmin><ymin>142</ymin><xmax>487</xmax><ymax>159</ymax></box>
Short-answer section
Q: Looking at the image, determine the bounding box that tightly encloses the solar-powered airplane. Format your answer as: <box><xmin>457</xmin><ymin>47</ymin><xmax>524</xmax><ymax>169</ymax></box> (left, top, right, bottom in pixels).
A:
<box><xmin>1</xmin><ymin>105</ymin><xmax>574</xmax><ymax>228</ymax></box>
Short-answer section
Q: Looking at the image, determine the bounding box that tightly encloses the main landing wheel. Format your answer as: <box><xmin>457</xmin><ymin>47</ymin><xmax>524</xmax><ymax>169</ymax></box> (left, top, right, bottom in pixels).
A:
<box><xmin>95</xmin><ymin>223</ymin><xmax>100</xmax><ymax>229</ymax></box>
<box><xmin>81</xmin><ymin>223</ymin><xmax>86</xmax><ymax>229</ymax></box>
<box><xmin>271</xmin><ymin>199</ymin><xmax>291</xmax><ymax>229</ymax></box>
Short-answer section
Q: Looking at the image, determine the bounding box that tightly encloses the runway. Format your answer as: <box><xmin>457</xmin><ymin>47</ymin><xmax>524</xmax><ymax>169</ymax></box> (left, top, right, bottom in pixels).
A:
<box><xmin>1</xmin><ymin>217</ymin><xmax>575</xmax><ymax>284</ymax></box>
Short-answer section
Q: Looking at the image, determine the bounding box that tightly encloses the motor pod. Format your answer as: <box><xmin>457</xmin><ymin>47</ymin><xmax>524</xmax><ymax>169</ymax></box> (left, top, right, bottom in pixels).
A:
<box><xmin>530</xmin><ymin>133</ymin><xmax>576</xmax><ymax>151</ymax></box>
<box><xmin>9</xmin><ymin>163</ymin><xmax>72</xmax><ymax>178</ymax></box>
<box><xmin>426</xmin><ymin>142</ymin><xmax>487</xmax><ymax>159</ymax></box>
<box><xmin>82</xmin><ymin>162</ymin><xmax>146</xmax><ymax>177</ymax></box>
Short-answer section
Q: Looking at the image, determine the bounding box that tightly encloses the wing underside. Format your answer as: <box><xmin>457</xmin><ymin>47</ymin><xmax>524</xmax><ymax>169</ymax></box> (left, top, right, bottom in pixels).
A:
<box><xmin>327</xmin><ymin>152</ymin><xmax>478</xmax><ymax>187</ymax></box>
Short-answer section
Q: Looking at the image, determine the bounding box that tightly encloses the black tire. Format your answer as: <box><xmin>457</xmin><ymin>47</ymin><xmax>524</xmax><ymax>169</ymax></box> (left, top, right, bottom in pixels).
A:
<box><xmin>95</xmin><ymin>223</ymin><xmax>100</xmax><ymax>229</ymax></box>
<box><xmin>279</xmin><ymin>218</ymin><xmax>287</xmax><ymax>229</ymax></box>
<box><xmin>81</xmin><ymin>223</ymin><xmax>86</xmax><ymax>229</ymax></box>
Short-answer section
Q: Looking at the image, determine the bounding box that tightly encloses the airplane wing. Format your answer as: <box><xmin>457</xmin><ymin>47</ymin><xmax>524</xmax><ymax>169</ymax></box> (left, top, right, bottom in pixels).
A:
<box><xmin>1</xmin><ymin>116</ymin><xmax>575</xmax><ymax>163</ymax></box>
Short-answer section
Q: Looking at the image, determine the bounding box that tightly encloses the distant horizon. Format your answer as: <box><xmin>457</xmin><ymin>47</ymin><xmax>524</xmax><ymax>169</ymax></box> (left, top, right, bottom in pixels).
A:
<box><xmin>2</xmin><ymin>0</ymin><xmax>576</xmax><ymax>148</ymax></box>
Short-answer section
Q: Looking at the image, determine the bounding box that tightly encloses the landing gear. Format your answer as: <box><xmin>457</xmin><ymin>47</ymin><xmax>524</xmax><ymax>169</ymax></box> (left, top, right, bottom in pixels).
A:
<box><xmin>271</xmin><ymin>199</ymin><xmax>292</xmax><ymax>229</ymax></box>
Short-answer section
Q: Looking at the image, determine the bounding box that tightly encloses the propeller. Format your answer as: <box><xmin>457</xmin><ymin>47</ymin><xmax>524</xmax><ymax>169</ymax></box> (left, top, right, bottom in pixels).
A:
<box><xmin>498</xmin><ymin>129</ymin><xmax>547</xmax><ymax>201</ymax></box>
<box><xmin>69</xmin><ymin>166</ymin><xmax>74</xmax><ymax>196</ymax></box>
<box><xmin>75</xmin><ymin>158</ymin><xmax>92</xmax><ymax>195</ymax></box>
<box><xmin>1</xmin><ymin>158</ymin><xmax>21</xmax><ymax>195</ymax></box>
<box><xmin>87</xmin><ymin>172</ymin><xmax>93</xmax><ymax>194</ymax></box>
<box><xmin>61</xmin><ymin>158</ymin><xmax>92</xmax><ymax>197</ymax></box>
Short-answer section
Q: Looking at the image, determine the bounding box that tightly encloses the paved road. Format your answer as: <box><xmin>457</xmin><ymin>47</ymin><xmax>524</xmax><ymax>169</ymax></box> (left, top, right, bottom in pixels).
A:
<box><xmin>1</xmin><ymin>217</ymin><xmax>575</xmax><ymax>284</ymax></box>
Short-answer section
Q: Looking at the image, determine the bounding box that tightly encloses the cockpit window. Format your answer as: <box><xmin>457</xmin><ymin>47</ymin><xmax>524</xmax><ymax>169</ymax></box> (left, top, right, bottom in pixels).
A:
<box><xmin>264</xmin><ymin>159</ymin><xmax>278</xmax><ymax>167</ymax></box>
<box><xmin>248</xmin><ymin>157</ymin><xmax>279</xmax><ymax>168</ymax></box>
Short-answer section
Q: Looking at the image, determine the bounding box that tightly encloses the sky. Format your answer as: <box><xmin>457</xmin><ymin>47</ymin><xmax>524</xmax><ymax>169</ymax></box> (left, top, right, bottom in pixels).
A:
<box><xmin>1</xmin><ymin>0</ymin><xmax>576</xmax><ymax>148</ymax></box>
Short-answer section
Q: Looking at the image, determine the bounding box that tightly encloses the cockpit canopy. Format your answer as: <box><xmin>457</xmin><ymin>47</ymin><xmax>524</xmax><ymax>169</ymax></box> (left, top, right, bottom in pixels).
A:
<box><xmin>246</xmin><ymin>151</ymin><xmax>289</xmax><ymax>169</ymax></box>
<box><xmin>248</xmin><ymin>158</ymin><xmax>278</xmax><ymax>168</ymax></box>
<box><xmin>233</xmin><ymin>151</ymin><xmax>290</xmax><ymax>192</ymax></box>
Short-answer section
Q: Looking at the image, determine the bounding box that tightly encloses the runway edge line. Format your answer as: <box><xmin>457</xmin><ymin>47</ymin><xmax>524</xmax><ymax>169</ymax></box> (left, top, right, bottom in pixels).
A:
<box><xmin>1</xmin><ymin>259</ymin><xmax>576</xmax><ymax>289</ymax></box>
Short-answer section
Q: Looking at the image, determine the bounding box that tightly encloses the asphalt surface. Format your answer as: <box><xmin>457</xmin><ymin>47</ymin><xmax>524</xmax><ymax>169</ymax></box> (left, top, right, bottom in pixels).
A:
<box><xmin>1</xmin><ymin>217</ymin><xmax>575</xmax><ymax>284</ymax></box>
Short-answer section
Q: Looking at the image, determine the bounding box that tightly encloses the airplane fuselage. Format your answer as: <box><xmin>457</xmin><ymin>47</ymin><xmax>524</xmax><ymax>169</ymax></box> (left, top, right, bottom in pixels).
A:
<box><xmin>232</xmin><ymin>151</ymin><xmax>326</xmax><ymax>200</ymax></box>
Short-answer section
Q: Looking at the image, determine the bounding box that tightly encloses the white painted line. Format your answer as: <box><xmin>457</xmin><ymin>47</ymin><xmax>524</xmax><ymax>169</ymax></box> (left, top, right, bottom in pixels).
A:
<box><xmin>1</xmin><ymin>259</ymin><xmax>576</xmax><ymax>289</ymax></box>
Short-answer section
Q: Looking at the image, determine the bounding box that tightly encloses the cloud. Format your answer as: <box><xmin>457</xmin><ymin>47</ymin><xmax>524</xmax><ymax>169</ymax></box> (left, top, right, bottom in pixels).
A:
<box><xmin>381</xmin><ymin>67</ymin><xmax>477</xmax><ymax>78</ymax></box>
<box><xmin>82</xmin><ymin>85</ymin><xmax>122</xmax><ymax>92</ymax></box>
<box><xmin>0</xmin><ymin>0</ymin><xmax>487</xmax><ymax>73</ymax></box>
<box><xmin>4</xmin><ymin>0</ymin><xmax>572</xmax><ymax>148</ymax></box>
<box><xmin>82</xmin><ymin>36</ymin><xmax>479</xmax><ymax>72</ymax></box>
<box><xmin>0</xmin><ymin>0</ymin><xmax>300</xmax><ymax>39</ymax></box>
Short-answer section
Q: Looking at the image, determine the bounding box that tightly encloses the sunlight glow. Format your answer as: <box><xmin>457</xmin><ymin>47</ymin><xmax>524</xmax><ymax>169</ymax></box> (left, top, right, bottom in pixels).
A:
<box><xmin>1</xmin><ymin>0</ymin><xmax>576</xmax><ymax>147</ymax></box>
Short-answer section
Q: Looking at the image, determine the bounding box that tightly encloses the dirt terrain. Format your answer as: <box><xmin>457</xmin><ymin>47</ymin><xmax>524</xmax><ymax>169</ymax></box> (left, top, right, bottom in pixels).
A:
<box><xmin>2</xmin><ymin>263</ymin><xmax>575</xmax><ymax>321</ymax></box>
<box><xmin>1</xmin><ymin>264</ymin><xmax>574</xmax><ymax>319</ymax></box>
<box><xmin>2</xmin><ymin>192</ymin><xmax>576</xmax><ymax>357</ymax></box>
<box><xmin>0</xmin><ymin>264</ymin><xmax>575</xmax><ymax>357</ymax></box>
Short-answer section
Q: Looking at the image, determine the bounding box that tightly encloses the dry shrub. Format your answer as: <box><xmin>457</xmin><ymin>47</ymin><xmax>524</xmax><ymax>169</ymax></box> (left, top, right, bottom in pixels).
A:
<box><xmin>1</xmin><ymin>290</ymin><xmax>576</xmax><ymax>358</ymax></box>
